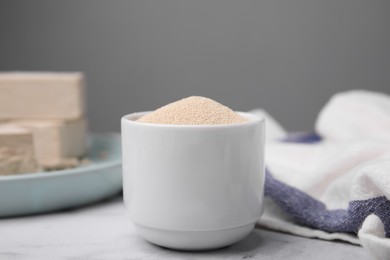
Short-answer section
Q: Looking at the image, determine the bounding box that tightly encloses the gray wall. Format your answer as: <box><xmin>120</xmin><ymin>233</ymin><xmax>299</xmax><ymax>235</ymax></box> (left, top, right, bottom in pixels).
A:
<box><xmin>1</xmin><ymin>0</ymin><xmax>389</xmax><ymax>132</ymax></box>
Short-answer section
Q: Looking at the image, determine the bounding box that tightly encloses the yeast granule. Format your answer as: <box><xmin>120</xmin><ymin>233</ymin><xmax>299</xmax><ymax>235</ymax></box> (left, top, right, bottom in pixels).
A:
<box><xmin>137</xmin><ymin>96</ymin><xmax>247</xmax><ymax>125</ymax></box>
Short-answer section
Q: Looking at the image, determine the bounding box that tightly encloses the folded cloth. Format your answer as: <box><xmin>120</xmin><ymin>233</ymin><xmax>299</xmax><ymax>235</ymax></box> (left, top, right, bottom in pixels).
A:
<box><xmin>316</xmin><ymin>90</ymin><xmax>390</xmax><ymax>142</ymax></box>
<box><xmin>252</xmin><ymin>90</ymin><xmax>390</xmax><ymax>260</ymax></box>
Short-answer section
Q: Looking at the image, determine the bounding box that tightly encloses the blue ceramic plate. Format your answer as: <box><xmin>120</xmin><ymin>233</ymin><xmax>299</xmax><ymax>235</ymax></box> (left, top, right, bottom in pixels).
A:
<box><xmin>0</xmin><ymin>133</ymin><xmax>122</xmax><ymax>217</ymax></box>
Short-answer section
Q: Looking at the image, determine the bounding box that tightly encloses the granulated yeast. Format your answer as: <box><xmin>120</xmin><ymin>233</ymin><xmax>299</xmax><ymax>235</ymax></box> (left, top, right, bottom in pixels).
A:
<box><xmin>137</xmin><ymin>96</ymin><xmax>248</xmax><ymax>125</ymax></box>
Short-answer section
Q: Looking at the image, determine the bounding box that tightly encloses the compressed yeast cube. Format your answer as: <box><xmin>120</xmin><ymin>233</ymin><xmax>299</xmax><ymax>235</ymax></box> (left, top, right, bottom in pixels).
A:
<box><xmin>0</xmin><ymin>125</ymin><xmax>38</xmax><ymax>175</ymax></box>
<box><xmin>0</xmin><ymin>72</ymin><xmax>85</xmax><ymax>119</ymax></box>
<box><xmin>7</xmin><ymin>118</ymin><xmax>88</xmax><ymax>169</ymax></box>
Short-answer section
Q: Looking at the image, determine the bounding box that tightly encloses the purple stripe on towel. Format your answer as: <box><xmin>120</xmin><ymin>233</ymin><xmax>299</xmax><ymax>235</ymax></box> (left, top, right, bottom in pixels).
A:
<box><xmin>282</xmin><ymin>132</ymin><xmax>322</xmax><ymax>144</ymax></box>
<box><xmin>264</xmin><ymin>169</ymin><xmax>390</xmax><ymax>237</ymax></box>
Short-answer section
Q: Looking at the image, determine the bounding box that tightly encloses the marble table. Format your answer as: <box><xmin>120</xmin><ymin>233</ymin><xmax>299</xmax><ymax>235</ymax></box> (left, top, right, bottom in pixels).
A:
<box><xmin>0</xmin><ymin>195</ymin><xmax>369</xmax><ymax>260</ymax></box>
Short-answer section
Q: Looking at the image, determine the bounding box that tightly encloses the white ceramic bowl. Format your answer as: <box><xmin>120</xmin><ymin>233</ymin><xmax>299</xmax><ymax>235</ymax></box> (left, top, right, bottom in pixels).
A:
<box><xmin>121</xmin><ymin>112</ymin><xmax>265</xmax><ymax>250</ymax></box>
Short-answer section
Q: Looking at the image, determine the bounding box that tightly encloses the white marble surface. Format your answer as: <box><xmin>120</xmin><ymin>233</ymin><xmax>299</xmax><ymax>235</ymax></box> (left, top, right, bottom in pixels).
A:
<box><xmin>0</xmin><ymin>195</ymin><xmax>369</xmax><ymax>260</ymax></box>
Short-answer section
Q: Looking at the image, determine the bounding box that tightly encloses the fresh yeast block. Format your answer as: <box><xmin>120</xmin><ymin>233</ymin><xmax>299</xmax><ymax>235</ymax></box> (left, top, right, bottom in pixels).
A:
<box><xmin>0</xmin><ymin>72</ymin><xmax>85</xmax><ymax>119</ymax></box>
<box><xmin>8</xmin><ymin>118</ymin><xmax>88</xmax><ymax>169</ymax></box>
<box><xmin>0</xmin><ymin>125</ymin><xmax>38</xmax><ymax>175</ymax></box>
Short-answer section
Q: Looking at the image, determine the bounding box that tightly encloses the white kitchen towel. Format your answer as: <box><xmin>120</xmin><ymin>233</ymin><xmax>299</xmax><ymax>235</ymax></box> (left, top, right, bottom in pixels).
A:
<box><xmin>253</xmin><ymin>90</ymin><xmax>390</xmax><ymax>260</ymax></box>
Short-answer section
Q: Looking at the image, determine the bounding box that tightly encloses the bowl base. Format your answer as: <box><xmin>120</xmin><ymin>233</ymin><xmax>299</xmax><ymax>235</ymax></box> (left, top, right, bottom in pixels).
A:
<box><xmin>134</xmin><ymin>223</ymin><xmax>255</xmax><ymax>251</ymax></box>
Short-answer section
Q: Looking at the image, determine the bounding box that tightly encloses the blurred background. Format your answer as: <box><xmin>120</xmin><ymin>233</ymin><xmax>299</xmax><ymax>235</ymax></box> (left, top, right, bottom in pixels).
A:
<box><xmin>0</xmin><ymin>0</ymin><xmax>389</xmax><ymax>132</ymax></box>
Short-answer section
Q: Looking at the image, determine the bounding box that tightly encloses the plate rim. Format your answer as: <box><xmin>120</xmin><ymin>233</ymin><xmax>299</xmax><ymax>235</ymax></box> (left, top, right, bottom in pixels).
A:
<box><xmin>0</xmin><ymin>133</ymin><xmax>122</xmax><ymax>182</ymax></box>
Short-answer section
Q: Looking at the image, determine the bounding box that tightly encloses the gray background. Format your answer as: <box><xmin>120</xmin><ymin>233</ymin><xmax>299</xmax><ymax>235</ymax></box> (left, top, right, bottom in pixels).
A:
<box><xmin>0</xmin><ymin>0</ymin><xmax>389</xmax><ymax>132</ymax></box>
